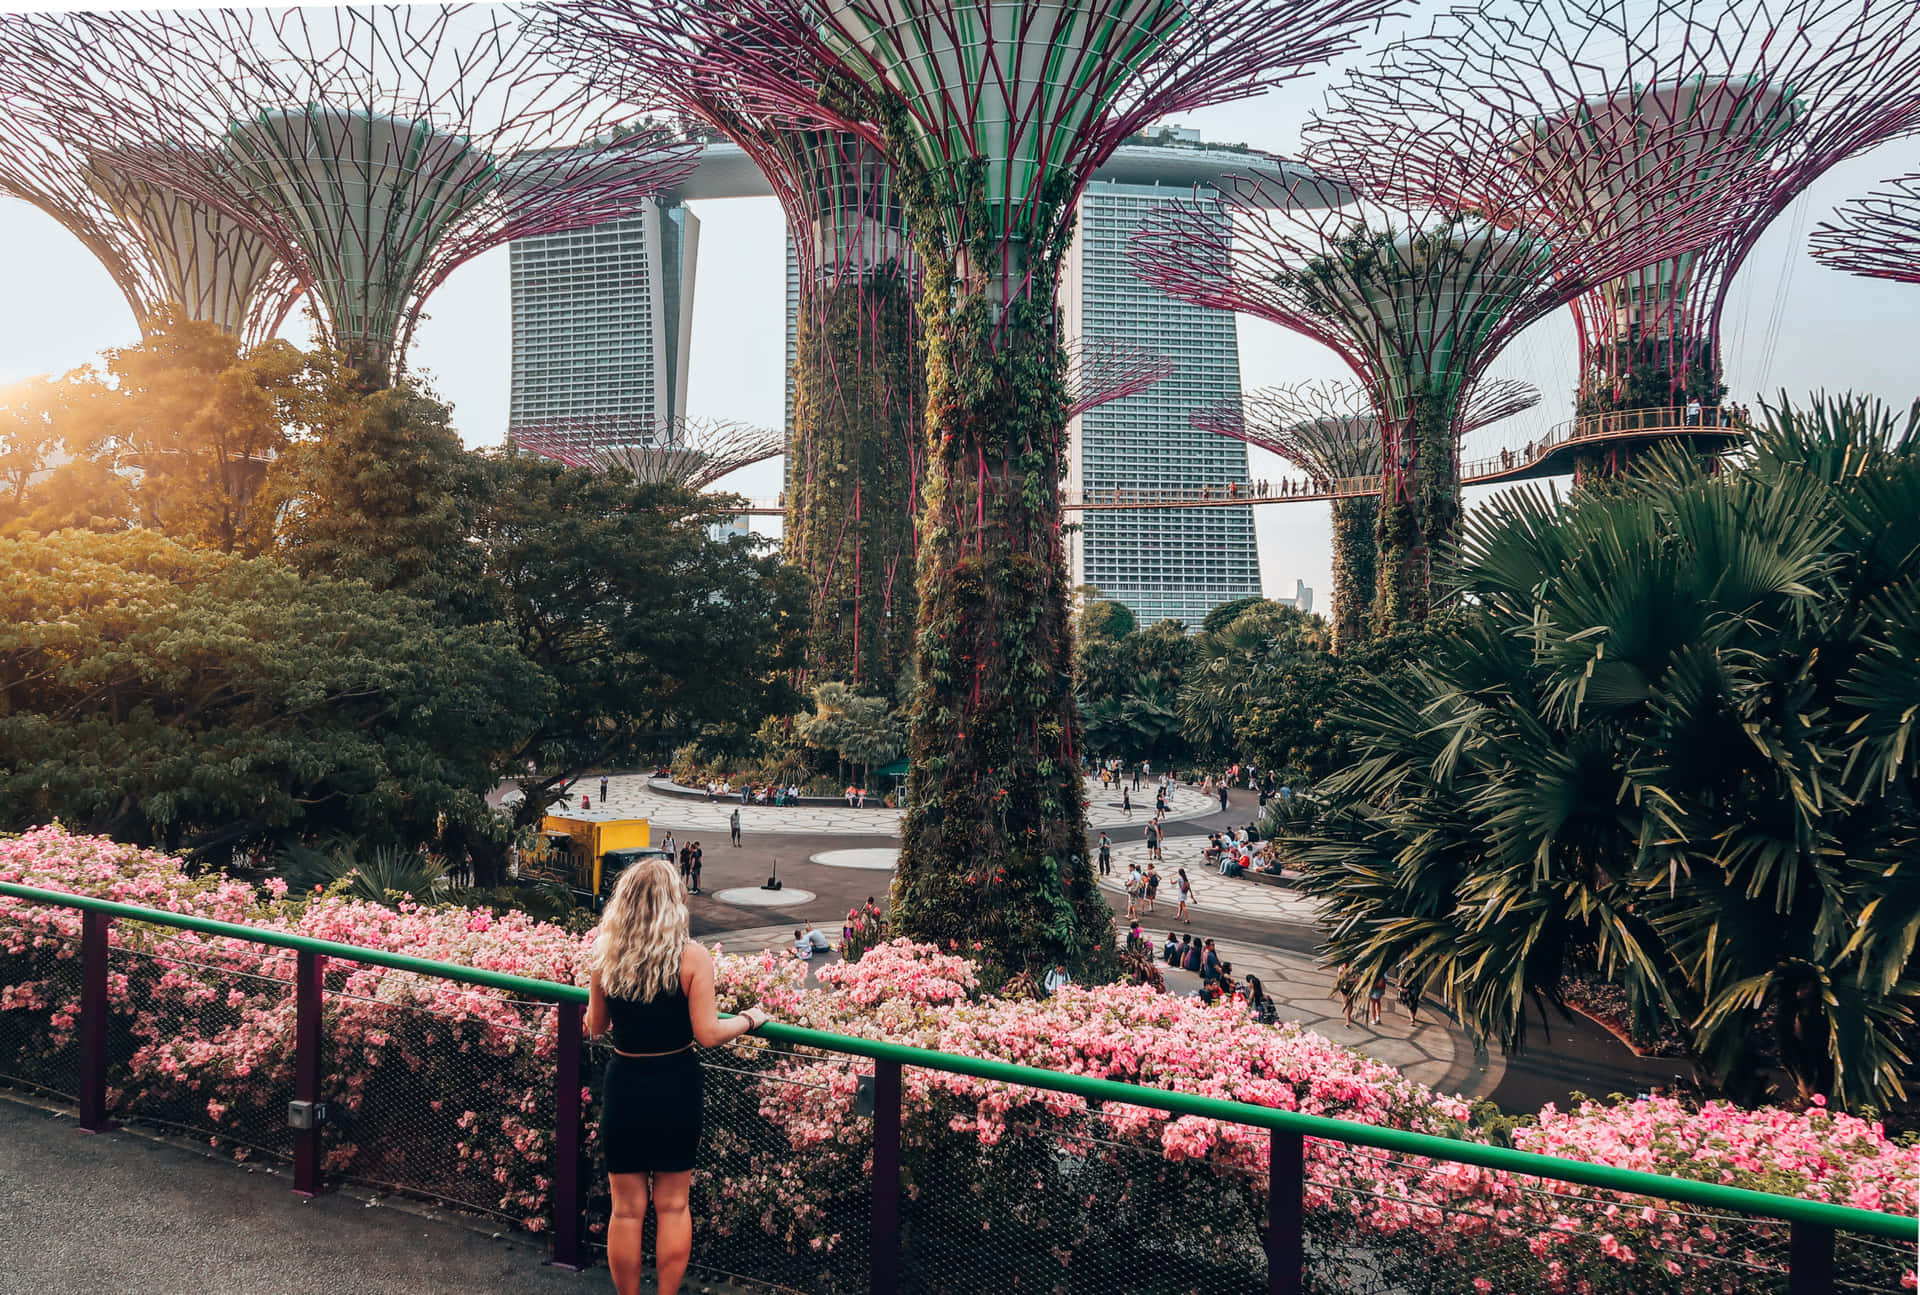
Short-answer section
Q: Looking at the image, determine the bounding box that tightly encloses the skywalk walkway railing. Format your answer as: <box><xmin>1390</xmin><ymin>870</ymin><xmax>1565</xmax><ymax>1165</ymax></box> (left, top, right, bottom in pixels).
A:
<box><xmin>1</xmin><ymin>881</ymin><xmax>1912</xmax><ymax>1294</ymax></box>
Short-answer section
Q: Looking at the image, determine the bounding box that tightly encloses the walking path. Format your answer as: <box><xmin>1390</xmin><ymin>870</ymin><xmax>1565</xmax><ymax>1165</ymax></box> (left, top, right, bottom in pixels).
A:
<box><xmin>504</xmin><ymin>775</ymin><xmax>1219</xmax><ymax>836</ymax></box>
<box><xmin>1097</xmin><ymin>837</ymin><xmax>1322</xmax><ymax>926</ymax></box>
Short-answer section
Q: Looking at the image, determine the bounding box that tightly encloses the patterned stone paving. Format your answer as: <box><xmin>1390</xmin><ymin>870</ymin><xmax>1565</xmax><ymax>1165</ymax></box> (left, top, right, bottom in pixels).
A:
<box><xmin>1093</xmin><ymin>838</ymin><xmax>1324</xmax><ymax>926</ymax></box>
<box><xmin>512</xmin><ymin>774</ymin><xmax>1219</xmax><ymax>835</ymax></box>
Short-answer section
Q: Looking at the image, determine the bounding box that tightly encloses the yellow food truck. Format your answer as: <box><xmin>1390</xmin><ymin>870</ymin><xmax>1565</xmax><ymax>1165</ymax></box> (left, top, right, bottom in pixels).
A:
<box><xmin>528</xmin><ymin>816</ymin><xmax>671</xmax><ymax>906</ymax></box>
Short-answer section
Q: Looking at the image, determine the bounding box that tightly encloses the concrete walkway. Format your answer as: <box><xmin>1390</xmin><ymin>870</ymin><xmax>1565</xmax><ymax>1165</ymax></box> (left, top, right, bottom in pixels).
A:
<box><xmin>1098</xmin><ymin>836</ymin><xmax>1324</xmax><ymax>926</ymax></box>
<box><xmin>507</xmin><ymin>774</ymin><xmax>1218</xmax><ymax>836</ymax></box>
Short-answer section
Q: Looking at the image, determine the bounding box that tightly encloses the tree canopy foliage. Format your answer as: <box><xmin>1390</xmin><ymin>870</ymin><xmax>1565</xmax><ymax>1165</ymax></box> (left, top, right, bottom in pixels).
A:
<box><xmin>0</xmin><ymin>529</ymin><xmax>547</xmax><ymax>859</ymax></box>
<box><xmin>1291</xmin><ymin>395</ymin><xmax>1920</xmax><ymax>1110</ymax></box>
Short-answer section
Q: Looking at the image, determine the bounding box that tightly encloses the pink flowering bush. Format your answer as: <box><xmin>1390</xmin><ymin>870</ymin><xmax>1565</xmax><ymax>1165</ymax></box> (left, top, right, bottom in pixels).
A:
<box><xmin>3</xmin><ymin>829</ymin><xmax>1914</xmax><ymax>1293</ymax></box>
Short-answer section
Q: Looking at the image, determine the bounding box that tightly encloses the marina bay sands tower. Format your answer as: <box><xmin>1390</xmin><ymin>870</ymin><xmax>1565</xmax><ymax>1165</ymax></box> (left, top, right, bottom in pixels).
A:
<box><xmin>509</xmin><ymin>129</ymin><xmax>1286</xmax><ymax>627</ymax></box>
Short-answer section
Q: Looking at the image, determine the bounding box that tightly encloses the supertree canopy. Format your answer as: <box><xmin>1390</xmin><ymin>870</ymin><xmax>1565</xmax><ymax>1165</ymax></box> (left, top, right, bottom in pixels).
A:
<box><xmin>1330</xmin><ymin>0</ymin><xmax>1920</xmax><ymax>427</ymax></box>
<box><xmin>7</xmin><ymin>6</ymin><xmax>697</xmax><ymax>389</ymax></box>
<box><xmin>553</xmin><ymin>0</ymin><xmax>1400</xmax><ymax>977</ymax></box>
<box><xmin>1063</xmin><ymin>338</ymin><xmax>1176</xmax><ymax>420</ymax></box>
<box><xmin>1810</xmin><ymin>172</ymin><xmax>1920</xmax><ymax>284</ymax></box>
<box><xmin>0</xmin><ymin>27</ymin><xmax>301</xmax><ymax>345</ymax></box>
<box><xmin>514</xmin><ymin>416</ymin><xmax>787</xmax><ymax>491</ymax></box>
<box><xmin>1135</xmin><ymin>45</ymin><xmax>1773</xmax><ymax>629</ymax></box>
<box><xmin>1192</xmin><ymin>377</ymin><xmax>1537</xmax><ymax>650</ymax></box>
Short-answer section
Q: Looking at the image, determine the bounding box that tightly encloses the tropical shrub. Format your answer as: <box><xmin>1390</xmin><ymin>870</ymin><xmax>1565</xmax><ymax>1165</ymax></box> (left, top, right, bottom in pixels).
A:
<box><xmin>2</xmin><ymin>828</ymin><xmax>1913</xmax><ymax>1293</ymax></box>
<box><xmin>1293</xmin><ymin>394</ymin><xmax>1920</xmax><ymax>1110</ymax></box>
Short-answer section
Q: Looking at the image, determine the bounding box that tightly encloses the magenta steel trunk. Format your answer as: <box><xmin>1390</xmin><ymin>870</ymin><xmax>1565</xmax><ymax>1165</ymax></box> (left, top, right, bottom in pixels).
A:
<box><xmin>77</xmin><ymin>910</ymin><xmax>113</xmax><ymax>1132</ymax></box>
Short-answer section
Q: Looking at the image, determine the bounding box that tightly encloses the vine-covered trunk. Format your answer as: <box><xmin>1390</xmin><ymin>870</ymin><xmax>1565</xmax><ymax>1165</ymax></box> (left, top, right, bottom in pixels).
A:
<box><xmin>786</xmin><ymin>265</ymin><xmax>921</xmax><ymax>695</ymax></box>
<box><xmin>1329</xmin><ymin>493</ymin><xmax>1377</xmax><ymax>654</ymax></box>
<box><xmin>891</xmin><ymin>253</ymin><xmax>1113</xmax><ymax>981</ymax></box>
<box><xmin>1374</xmin><ymin>395</ymin><xmax>1461</xmax><ymax>630</ymax></box>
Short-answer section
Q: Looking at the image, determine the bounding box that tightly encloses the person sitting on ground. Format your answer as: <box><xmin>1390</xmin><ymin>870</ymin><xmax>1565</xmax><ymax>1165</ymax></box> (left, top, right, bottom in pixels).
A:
<box><xmin>804</xmin><ymin>923</ymin><xmax>831</xmax><ymax>954</ymax></box>
<box><xmin>1201</xmin><ymin>940</ymin><xmax>1221</xmax><ymax>985</ymax></box>
<box><xmin>791</xmin><ymin>929</ymin><xmax>814</xmax><ymax>960</ymax></box>
<box><xmin>587</xmin><ymin>859</ymin><xmax>770</xmax><ymax>1295</ymax></box>
<box><xmin>1163</xmin><ymin>931</ymin><xmax>1180</xmax><ymax>964</ymax></box>
<box><xmin>1181</xmin><ymin>937</ymin><xmax>1203</xmax><ymax>974</ymax></box>
<box><xmin>1246</xmin><ymin>974</ymin><xmax>1277</xmax><ymax>1026</ymax></box>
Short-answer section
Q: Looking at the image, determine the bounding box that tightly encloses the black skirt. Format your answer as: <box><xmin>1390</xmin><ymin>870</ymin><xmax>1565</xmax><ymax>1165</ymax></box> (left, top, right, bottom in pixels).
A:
<box><xmin>600</xmin><ymin>1048</ymin><xmax>704</xmax><ymax>1174</ymax></box>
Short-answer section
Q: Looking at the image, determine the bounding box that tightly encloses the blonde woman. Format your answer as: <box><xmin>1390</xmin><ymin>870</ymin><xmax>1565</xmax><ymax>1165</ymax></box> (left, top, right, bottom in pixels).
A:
<box><xmin>587</xmin><ymin>859</ymin><xmax>770</xmax><ymax>1295</ymax></box>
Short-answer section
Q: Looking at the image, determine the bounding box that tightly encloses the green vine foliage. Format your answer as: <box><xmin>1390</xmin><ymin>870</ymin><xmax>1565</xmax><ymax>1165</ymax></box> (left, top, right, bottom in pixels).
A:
<box><xmin>1329</xmin><ymin>493</ymin><xmax>1377</xmax><ymax>653</ymax></box>
<box><xmin>785</xmin><ymin>262</ymin><xmax>921</xmax><ymax>695</ymax></box>
<box><xmin>1374</xmin><ymin>391</ymin><xmax>1464</xmax><ymax>631</ymax></box>
<box><xmin>886</xmin><ymin>148</ymin><xmax>1114</xmax><ymax>984</ymax></box>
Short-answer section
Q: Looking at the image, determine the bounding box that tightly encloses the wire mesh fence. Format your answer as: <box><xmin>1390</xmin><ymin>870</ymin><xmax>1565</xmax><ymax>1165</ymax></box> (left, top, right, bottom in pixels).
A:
<box><xmin>0</xmin><ymin>913</ymin><xmax>81</xmax><ymax>1100</ymax></box>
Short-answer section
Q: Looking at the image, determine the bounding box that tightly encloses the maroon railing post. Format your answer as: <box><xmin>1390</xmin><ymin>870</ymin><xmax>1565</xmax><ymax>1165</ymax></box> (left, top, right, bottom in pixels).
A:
<box><xmin>1268</xmin><ymin>1128</ymin><xmax>1305</xmax><ymax>1295</ymax></box>
<box><xmin>550</xmin><ymin>1000</ymin><xmax>585</xmax><ymax>1271</ymax></box>
<box><xmin>292</xmin><ymin>950</ymin><xmax>324</xmax><ymax>1197</ymax></box>
<box><xmin>77</xmin><ymin>910</ymin><xmax>114</xmax><ymax>1132</ymax></box>
<box><xmin>870</xmin><ymin>1058</ymin><xmax>903</xmax><ymax>1295</ymax></box>
<box><xmin>1787</xmin><ymin>1221</ymin><xmax>1835</xmax><ymax>1295</ymax></box>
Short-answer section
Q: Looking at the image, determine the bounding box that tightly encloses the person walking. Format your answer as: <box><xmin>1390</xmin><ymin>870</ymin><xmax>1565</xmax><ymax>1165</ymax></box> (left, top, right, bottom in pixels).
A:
<box><xmin>729</xmin><ymin>808</ymin><xmax>741</xmax><ymax>847</ymax></box>
<box><xmin>688</xmin><ymin>843</ymin><xmax>703</xmax><ymax>896</ymax></box>
<box><xmin>587</xmin><ymin>860</ymin><xmax>770</xmax><ymax>1295</ymax></box>
<box><xmin>1121</xmin><ymin>788</ymin><xmax>1132</xmax><ymax>819</ymax></box>
<box><xmin>1174</xmin><ymin>868</ymin><xmax>1193</xmax><ymax>922</ymax></box>
<box><xmin>1143</xmin><ymin>819</ymin><xmax>1160</xmax><ymax>862</ymax></box>
<box><xmin>1397</xmin><ymin>964</ymin><xmax>1423</xmax><ymax>1024</ymax></box>
<box><xmin>678</xmin><ymin>843</ymin><xmax>692</xmax><ymax>886</ymax></box>
<box><xmin>1367</xmin><ymin>973</ymin><xmax>1387</xmax><ymax>1025</ymax></box>
<box><xmin>1123</xmin><ymin>864</ymin><xmax>1142</xmax><ymax>919</ymax></box>
<box><xmin>1217</xmin><ymin>782</ymin><xmax>1230</xmax><ymax>813</ymax></box>
<box><xmin>1096</xmin><ymin>832</ymin><xmax>1112</xmax><ymax>876</ymax></box>
<box><xmin>1132</xmin><ymin>763</ymin><xmax>1142</xmax><ymax>791</ymax></box>
<box><xmin>1143</xmin><ymin>864</ymin><xmax>1160</xmax><ymax>915</ymax></box>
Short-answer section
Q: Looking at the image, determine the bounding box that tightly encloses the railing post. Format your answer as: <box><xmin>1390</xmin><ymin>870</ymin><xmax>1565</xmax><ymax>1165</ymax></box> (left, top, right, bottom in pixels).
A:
<box><xmin>549</xmin><ymin>1000</ymin><xmax>585</xmax><ymax>1271</ymax></box>
<box><xmin>1268</xmin><ymin>1128</ymin><xmax>1305</xmax><ymax>1295</ymax></box>
<box><xmin>292</xmin><ymin>950</ymin><xmax>324</xmax><ymax>1197</ymax></box>
<box><xmin>77</xmin><ymin>911</ymin><xmax>114</xmax><ymax>1132</ymax></box>
<box><xmin>1787</xmin><ymin>1221</ymin><xmax>1835</xmax><ymax>1295</ymax></box>
<box><xmin>870</xmin><ymin>1058</ymin><xmax>902</xmax><ymax>1295</ymax></box>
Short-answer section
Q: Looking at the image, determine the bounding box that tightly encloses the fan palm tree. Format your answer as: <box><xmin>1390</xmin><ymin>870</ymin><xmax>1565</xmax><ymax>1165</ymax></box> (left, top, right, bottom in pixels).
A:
<box><xmin>1295</xmin><ymin>394</ymin><xmax>1920</xmax><ymax>1109</ymax></box>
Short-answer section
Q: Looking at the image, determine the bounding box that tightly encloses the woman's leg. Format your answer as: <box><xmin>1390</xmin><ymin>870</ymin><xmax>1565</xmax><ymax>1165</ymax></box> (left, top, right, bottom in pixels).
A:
<box><xmin>607</xmin><ymin>1172</ymin><xmax>650</xmax><ymax>1295</ymax></box>
<box><xmin>651</xmin><ymin>1169</ymin><xmax>695</xmax><ymax>1294</ymax></box>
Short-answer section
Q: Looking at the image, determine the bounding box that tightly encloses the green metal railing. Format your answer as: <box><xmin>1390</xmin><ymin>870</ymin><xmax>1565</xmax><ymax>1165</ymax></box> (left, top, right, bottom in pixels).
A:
<box><xmin>0</xmin><ymin>880</ymin><xmax>1912</xmax><ymax>1293</ymax></box>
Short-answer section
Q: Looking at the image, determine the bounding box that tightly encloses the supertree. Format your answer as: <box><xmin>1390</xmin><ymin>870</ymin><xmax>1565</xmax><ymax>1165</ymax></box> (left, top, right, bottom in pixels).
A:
<box><xmin>555</xmin><ymin>0</ymin><xmax>1400</xmax><ymax>976</ymax></box>
<box><xmin>1810</xmin><ymin>173</ymin><xmax>1920</xmax><ymax>284</ymax></box>
<box><xmin>512</xmin><ymin>416</ymin><xmax>787</xmax><ymax>491</ymax></box>
<box><xmin>1192</xmin><ymin>377</ymin><xmax>1537</xmax><ymax>650</ymax></box>
<box><xmin>1063</xmin><ymin>338</ymin><xmax>1176</xmax><ymax>420</ymax></box>
<box><xmin>1330</xmin><ymin>0</ymin><xmax>1920</xmax><ymax>443</ymax></box>
<box><xmin>1135</xmin><ymin>51</ymin><xmax>1780</xmax><ymax>628</ymax></box>
<box><xmin>0</xmin><ymin>25</ymin><xmax>302</xmax><ymax>345</ymax></box>
<box><xmin>536</xmin><ymin>10</ymin><xmax>923</xmax><ymax>694</ymax></box>
<box><xmin>5</xmin><ymin>6</ymin><xmax>698</xmax><ymax>391</ymax></box>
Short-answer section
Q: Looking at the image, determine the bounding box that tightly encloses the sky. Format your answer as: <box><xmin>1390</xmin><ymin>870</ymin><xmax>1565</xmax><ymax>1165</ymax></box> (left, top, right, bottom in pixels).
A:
<box><xmin>3</xmin><ymin>2</ymin><xmax>1919</xmax><ymax>605</ymax></box>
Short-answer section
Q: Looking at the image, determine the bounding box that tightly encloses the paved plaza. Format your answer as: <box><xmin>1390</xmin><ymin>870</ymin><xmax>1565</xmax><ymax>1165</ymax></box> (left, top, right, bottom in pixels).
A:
<box><xmin>508</xmin><ymin>774</ymin><xmax>1220</xmax><ymax>836</ymax></box>
<box><xmin>1097</xmin><ymin>837</ymin><xmax>1324</xmax><ymax>926</ymax></box>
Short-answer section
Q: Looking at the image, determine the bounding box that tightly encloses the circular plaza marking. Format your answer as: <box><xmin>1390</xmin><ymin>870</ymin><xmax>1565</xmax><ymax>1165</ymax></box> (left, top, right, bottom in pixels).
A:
<box><xmin>808</xmin><ymin>848</ymin><xmax>900</xmax><ymax>871</ymax></box>
<box><xmin>710</xmin><ymin>886</ymin><xmax>817</xmax><ymax>908</ymax></box>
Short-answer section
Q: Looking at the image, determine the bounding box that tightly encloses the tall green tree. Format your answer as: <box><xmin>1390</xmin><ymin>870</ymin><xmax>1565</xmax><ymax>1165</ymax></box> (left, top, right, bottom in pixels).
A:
<box><xmin>271</xmin><ymin>367</ymin><xmax>495</xmax><ymax>624</ymax></box>
<box><xmin>481</xmin><ymin>457</ymin><xmax>806</xmax><ymax>830</ymax></box>
<box><xmin>1293</xmin><ymin>395</ymin><xmax>1920</xmax><ymax>1109</ymax></box>
<box><xmin>0</xmin><ymin>529</ymin><xmax>546</xmax><ymax>859</ymax></box>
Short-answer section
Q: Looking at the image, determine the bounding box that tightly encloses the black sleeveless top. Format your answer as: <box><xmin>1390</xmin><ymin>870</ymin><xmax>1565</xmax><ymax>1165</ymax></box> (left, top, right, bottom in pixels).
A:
<box><xmin>606</xmin><ymin>976</ymin><xmax>694</xmax><ymax>1053</ymax></box>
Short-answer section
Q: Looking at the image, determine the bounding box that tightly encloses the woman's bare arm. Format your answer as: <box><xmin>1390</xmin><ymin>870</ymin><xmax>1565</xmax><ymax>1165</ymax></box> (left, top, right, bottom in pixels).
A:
<box><xmin>586</xmin><ymin>967</ymin><xmax>611</xmax><ymax>1039</ymax></box>
<box><xmin>682</xmin><ymin>943</ymin><xmax>765</xmax><ymax>1048</ymax></box>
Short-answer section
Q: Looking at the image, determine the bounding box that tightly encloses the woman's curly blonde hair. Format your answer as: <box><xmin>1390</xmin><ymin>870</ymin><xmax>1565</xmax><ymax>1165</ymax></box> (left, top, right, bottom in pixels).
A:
<box><xmin>593</xmin><ymin>858</ymin><xmax>688</xmax><ymax>1000</ymax></box>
